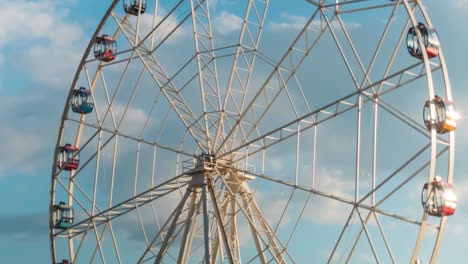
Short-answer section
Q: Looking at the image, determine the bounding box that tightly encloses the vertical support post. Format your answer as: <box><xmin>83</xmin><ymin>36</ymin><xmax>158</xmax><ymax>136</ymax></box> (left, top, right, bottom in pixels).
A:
<box><xmin>355</xmin><ymin>94</ymin><xmax>362</xmax><ymax>203</ymax></box>
<box><xmin>155</xmin><ymin>188</ymin><xmax>192</xmax><ymax>263</ymax></box>
<box><xmin>207</xmin><ymin>178</ymin><xmax>235</xmax><ymax>263</ymax></box>
<box><xmin>202</xmin><ymin>181</ymin><xmax>211</xmax><ymax>264</ymax></box>
<box><xmin>178</xmin><ymin>190</ymin><xmax>200</xmax><ymax>263</ymax></box>
<box><xmin>372</xmin><ymin>99</ymin><xmax>378</xmax><ymax>206</ymax></box>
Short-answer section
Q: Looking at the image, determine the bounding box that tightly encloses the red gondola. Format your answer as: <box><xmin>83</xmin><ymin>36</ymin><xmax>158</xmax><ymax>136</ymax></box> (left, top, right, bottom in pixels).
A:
<box><xmin>423</xmin><ymin>96</ymin><xmax>459</xmax><ymax>134</ymax></box>
<box><xmin>57</xmin><ymin>144</ymin><xmax>80</xmax><ymax>171</ymax></box>
<box><xmin>94</xmin><ymin>34</ymin><xmax>117</xmax><ymax>62</ymax></box>
<box><xmin>407</xmin><ymin>22</ymin><xmax>440</xmax><ymax>59</ymax></box>
<box><xmin>421</xmin><ymin>177</ymin><xmax>457</xmax><ymax>217</ymax></box>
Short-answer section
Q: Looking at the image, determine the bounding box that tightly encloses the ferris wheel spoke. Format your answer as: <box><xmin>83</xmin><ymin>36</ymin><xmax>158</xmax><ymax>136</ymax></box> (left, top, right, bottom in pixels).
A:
<box><xmin>328</xmin><ymin>208</ymin><xmax>361</xmax><ymax>263</ymax></box>
<box><xmin>112</xmin><ymin>12</ymin><xmax>209</xmax><ymax>151</ymax></box>
<box><xmin>55</xmin><ymin>174</ymin><xmax>191</xmax><ymax>238</ymax></box>
<box><xmin>236</xmin><ymin>166</ymin><xmax>434</xmax><ymax>230</ymax></box>
<box><xmin>221</xmin><ymin>0</ymin><xmax>415</xmax><ymax>155</ymax></box>
<box><xmin>350</xmin><ymin>208</ymin><xmax>380</xmax><ymax>263</ymax></box>
<box><xmin>217</xmin><ymin>7</ymin><xmax>329</xmax><ymax>154</ymax></box>
<box><xmin>112</xmin><ymin>0</ymin><xmax>187</xmax><ymax>50</ymax></box>
<box><xmin>331</xmin><ymin>13</ymin><xmax>385</xmax><ymax>93</ymax></box>
<box><xmin>224</xmin><ymin>61</ymin><xmax>428</xmax><ymax>161</ymax></box>
<box><xmin>89</xmin><ymin>221</ymin><xmax>108</xmax><ymax>263</ymax></box>
<box><xmin>373</xmin><ymin>212</ymin><xmax>397</xmax><ymax>263</ymax></box>
<box><xmin>217</xmin><ymin>0</ymin><xmax>270</xmax><ymax>153</ymax></box>
<box><xmin>107</xmin><ymin>221</ymin><xmax>123</xmax><ymax>264</ymax></box>
<box><xmin>189</xmin><ymin>0</ymin><xmax>223</xmax><ymax>151</ymax></box>
<box><xmin>320</xmin><ymin>0</ymin><xmax>399</xmax><ymax>13</ymax></box>
<box><xmin>67</xmin><ymin>118</ymin><xmax>196</xmax><ymax>157</ymax></box>
<box><xmin>321</xmin><ymin>9</ymin><xmax>361</xmax><ymax>91</ymax></box>
<box><xmin>374</xmin><ymin>146</ymin><xmax>449</xmax><ymax>208</ymax></box>
<box><xmin>371</xmin><ymin>96</ymin><xmax>449</xmax><ymax>145</ymax></box>
<box><xmin>332</xmin><ymin>210</ymin><xmax>397</xmax><ymax>263</ymax></box>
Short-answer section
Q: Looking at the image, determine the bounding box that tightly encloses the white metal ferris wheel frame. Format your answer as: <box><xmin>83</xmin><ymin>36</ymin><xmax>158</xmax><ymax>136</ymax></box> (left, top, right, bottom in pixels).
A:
<box><xmin>50</xmin><ymin>0</ymin><xmax>455</xmax><ymax>263</ymax></box>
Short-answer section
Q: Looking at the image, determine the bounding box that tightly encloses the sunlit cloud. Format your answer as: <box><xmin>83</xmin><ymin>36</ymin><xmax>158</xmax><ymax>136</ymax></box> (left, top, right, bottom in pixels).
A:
<box><xmin>138</xmin><ymin>11</ymin><xmax>188</xmax><ymax>45</ymax></box>
<box><xmin>269</xmin><ymin>13</ymin><xmax>308</xmax><ymax>31</ymax></box>
<box><xmin>268</xmin><ymin>12</ymin><xmax>361</xmax><ymax>32</ymax></box>
<box><xmin>0</xmin><ymin>0</ymin><xmax>84</xmax><ymax>88</ymax></box>
<box><xmin>213</xmin><ymin>11</ymin><xmax>243</xmax><ymax>36</ymax></box>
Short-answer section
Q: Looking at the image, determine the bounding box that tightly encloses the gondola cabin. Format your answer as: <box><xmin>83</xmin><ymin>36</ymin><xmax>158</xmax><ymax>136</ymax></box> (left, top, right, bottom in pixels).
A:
<box><xmin>124</xmin><ymin>0</ymin><xmax>147</xmax><ymax>15</ymax></box>
<box><xmin>407</xmin><ymin>22</ymin><xmax>440</xmax><ymax>59</ymax></box>
<box><xmin>52</xmin><ymin>202</ymin><xmax>74</xmax><ymax>229</ymax></box>
<box><xmin>423</xmin><ymin>96</ymin><xmax>458</xmax><ymax>133</ymax></box>
<box><xmin>94</xmin><ymin>34</ymin><xmax>117</xmax><ymax>62</ymax></box>
<box><xmin>421</xmin><ymin>177</ymin><xmax>457</xmax><ymax>217</ymax></box>
<box><xmin>71</xmin><ymin>87</ymin><xmax>94</xmax><ymax>114</ymax></box>
<box><xmin>57</xmin><ymin>144</ymin><xmax>80</xmax><ymax>171</ymax></box>
<box><xmin>57</xmin><ymin>260</ymin><xmax>70</xmax><ymax>264</ymax></box>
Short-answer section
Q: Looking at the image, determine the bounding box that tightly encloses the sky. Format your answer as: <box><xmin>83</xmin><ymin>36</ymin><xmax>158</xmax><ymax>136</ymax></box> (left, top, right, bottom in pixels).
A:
<box><xmin>2</xmin><ymin>0</ymin><xmax>468</xmax><ymax>263</ymax></box>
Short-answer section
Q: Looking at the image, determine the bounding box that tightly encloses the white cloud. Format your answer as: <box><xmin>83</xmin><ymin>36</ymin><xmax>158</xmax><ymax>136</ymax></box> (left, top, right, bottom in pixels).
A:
<box><xmin>269</xmin><ymin>13</ymin><xmax>308</xmax><ymax>31</ymax></box>
<box><xmin>213</xmin><ymin>11</ymin><xmax>243</xmax><ymax>36</ymax></box>
<box><xmin>130</xmin><ymin>9</ymin><xmax>190</xmax><ymax>48</ymax></box>
<box><xmin>268</xmin><ymin>12</ymin><xmax>361</xmax><ymax>32</ymax></box>
<box><xmin>304</xmin><ymin>168</ymin><xmax>354</xmax><ymax>224</ymax></box>
<box><xmin>0</xmin><ymin>0</ymin><xmax>85</xmax><ymax>176</ymax></box>
<box><xmin>98</xmin><ymin>102</ymin><xmax>150</xmax><ymax>135</ymax></box>
<box><xmin>0</xmin><ymin>0</ymin><xmax>82</xmax><ymax>46</ymax></box>
<box><xmin>0</xmin><ymin>126</ymin><xmax>46</xmax><ymax>176</ymax></box>
<box><xmin>0</xmin><ymin>0</ymin><xmax>84</xmax><ymax>87</ymax></box>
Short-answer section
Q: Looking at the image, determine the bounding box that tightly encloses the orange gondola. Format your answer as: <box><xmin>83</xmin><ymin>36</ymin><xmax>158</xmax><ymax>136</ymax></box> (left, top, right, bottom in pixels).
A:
<box><xmin>423</xmin><ymin>95</ymin><xmax>459</xmax><ymax>134</ymax></box>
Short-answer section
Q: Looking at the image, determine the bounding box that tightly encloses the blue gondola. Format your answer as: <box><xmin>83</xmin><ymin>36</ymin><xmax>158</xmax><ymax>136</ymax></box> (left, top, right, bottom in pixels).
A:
<box><xmin>71</xmin><ymin>87</ymin><xmax>94</xmax><ymax>114</ymax></box>
<box><xmin>423</xmin><ymin>95</ymin><xmax>459</xmax><ymax>134</ymax></box>
<box><xmin>94</xmin><ymin>34</ymin><xmax>117</xmax><ymax>62</ymax></box>
<box><xmin>422</xmin><ymin>177</ymin><xmax>457</xmax><ymax>217</ymax></box>
<box><xmin>124</xmin><ymin>0</ymin><xmax>147</xmax><ymax>15</ymax></box>
<box><xmin>407</xmin><ymin>22</ymin><xmax>440</xmax><ymax>59</ymax></box>
<box><xmin>57</xmin><ymin>144</ymin><xmax>80</xmax><ymax>171</ymax></box>
<box><xmin>53</xmin><ymin>202</ymin><xmax>74</xmax><ymax>229</ymax></box>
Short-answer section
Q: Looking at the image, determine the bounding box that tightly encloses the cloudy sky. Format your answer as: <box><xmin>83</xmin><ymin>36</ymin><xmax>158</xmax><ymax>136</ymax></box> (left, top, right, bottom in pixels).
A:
<box><xmin>1</xmin><ymin>0</ymin><xmax>468</xmax><ymax>263</ymax></box>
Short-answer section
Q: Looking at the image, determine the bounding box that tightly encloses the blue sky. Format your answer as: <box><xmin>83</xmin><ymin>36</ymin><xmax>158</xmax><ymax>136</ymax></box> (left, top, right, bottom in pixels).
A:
<box><xmin>2</xmin><ymin>0</ymin><xmax>468</xmax><ymax>263</ymax></box>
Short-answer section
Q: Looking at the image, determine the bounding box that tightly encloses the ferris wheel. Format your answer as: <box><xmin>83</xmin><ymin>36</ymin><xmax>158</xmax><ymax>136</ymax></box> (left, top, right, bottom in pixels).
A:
<box><xmin>50</xmin><ymin>0</ymin><xmax>459</xmax><ymax>263</ymax></box>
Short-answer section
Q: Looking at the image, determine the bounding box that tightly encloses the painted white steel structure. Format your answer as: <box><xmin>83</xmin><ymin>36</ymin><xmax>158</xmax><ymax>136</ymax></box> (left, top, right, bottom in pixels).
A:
<box><xmin>50</xmin><ymin>0</ymin><xmax>455</xmax><ymax>263</ymax></box>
